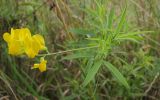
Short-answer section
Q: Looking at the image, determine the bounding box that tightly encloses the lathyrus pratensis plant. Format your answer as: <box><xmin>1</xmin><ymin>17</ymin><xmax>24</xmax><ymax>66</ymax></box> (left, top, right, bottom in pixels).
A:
<box><xmin>3</xmin><ymin>0</ymin><xmax>148</xmax><ymax>92</ymax></box>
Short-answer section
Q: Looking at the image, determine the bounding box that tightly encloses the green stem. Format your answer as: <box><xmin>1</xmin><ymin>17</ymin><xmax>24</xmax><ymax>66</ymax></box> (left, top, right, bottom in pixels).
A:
<box><xmin>38</xmin><ymin>45</ymin><xmax>99</xmax><ymax>56</ymax></box>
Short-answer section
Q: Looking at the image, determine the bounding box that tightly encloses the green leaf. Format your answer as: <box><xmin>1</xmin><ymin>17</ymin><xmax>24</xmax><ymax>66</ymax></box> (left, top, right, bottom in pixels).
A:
<box><xmin>107</xmin><ymin>8</ymin><xmax>115</xmax><ymax>29</ymax></box>
<box><xmin>114</xmin><ymin>7</ymin><xmax>127</xmax><ymax>37</ymax></box>
<box><xmin>116</xmin><ymin>36</ymin><xmax>142</xmax><ymax>43</ymax></box>
<box><xmin>85</xmin><ymin>58</ymin><xmax>94</xmax><ymax>74</ymax></box>
<box><xmin>103</xmin><ymin>61</ymin><xmax>130</xmax><ymax>89</ymax></box>
<box><xmin>117</xmin><ymin>31</ymin><xmax>152</xmax><ymax>38</ymax></box>
<box><xmin>116</xmin><ymin>31</ymin><xmax>153</xmax><ymax>42</ymax></box>
<box><xmin>82</xmin><ymin>59</ymin><xmax>103</xmax><ymax>87</ymax></box>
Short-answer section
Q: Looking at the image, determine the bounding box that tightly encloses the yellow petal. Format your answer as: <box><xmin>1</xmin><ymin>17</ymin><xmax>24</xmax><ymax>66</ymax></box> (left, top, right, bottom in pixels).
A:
<box><xmin>25</xmin><ymin>48</ymin><xmax>37</xmax><ymax>58</ymax></box>
<box><xmin>8</xmin><ymin>40</ymin><xmax>24</xmax><ymax>55</ymax></box>
<box><xmin>24</xmin><ymin>37</ymin><xmax>37</xmax><ymax>58</ymax></box>
<box><xmin>32</xmin><ymin>34</ymin><xmax>46</xmax><ymax>50</ymax></box>
<box><xmin>20</xmin><ymin>28</ymin><xmax>32</xmax><ymax>41</ymax></box>
<box><xmin>39</xmin><ymin>60</ymin><xmax>47</xmax><ymax>72</ymax></box>
<box><xmin>11</xmin><ymin>28</ymin><xmax>20</xmax><ymax>40</ymax></box>
<box><xmin>32</xmin><ymin>58</ymin><xmax>47</xmax><ymax>72</ymax></box>
<box><xmin>3</xmin><ymin>32</ymin><xmax>11</xmax><ymax>42</ymax></box>
<box><xmin>32</xmin><ymin>64</ymin><xmax>39</xmax><ymax>69</ymax></box>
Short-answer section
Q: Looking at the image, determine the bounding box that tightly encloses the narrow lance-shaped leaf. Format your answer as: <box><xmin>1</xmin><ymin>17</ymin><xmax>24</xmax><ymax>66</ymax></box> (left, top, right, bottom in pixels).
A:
<box><xmin>107</xmin><ymin>7</ymin><xmax>115</xmax><ymax>29</ymax></box>
<box><xmin>103</xmin><ymin>61</ymin><xmax>130</xmax><ymax>89</ymax></box>
<box><xmin>116</xmin><ymin>31</ymin><xmax>153</xmax><ymax>42</ymax></box>
<box><xmin>82</xmin><ymin>59</ymin><xmax>103</xmax><ymax>87</ymax></box>
<box><xmin>117</xmin><ymin>31</ymin><xmax>153</xmax><ymax>38</ymax></box>
<box><xmin>113</xmin><ymin>7</ymin><xmax>127</xmax><ymax>38</ymax></box>
<box><xmin>85</xmin><ymin>58</ymin><xmax>94</xmax><ymax>74</ymax></box>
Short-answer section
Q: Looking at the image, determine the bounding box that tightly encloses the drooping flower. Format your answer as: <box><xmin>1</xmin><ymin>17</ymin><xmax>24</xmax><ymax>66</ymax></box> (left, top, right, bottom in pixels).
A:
<box><xmin>3</xmin><ymin>28</ymin><xmax>46</xmax><ymax>58</ymax></box>
<box><xmin>32</xmin><ymin>57</ymin><xmax>47</xmax><ymax>72</ymax></box>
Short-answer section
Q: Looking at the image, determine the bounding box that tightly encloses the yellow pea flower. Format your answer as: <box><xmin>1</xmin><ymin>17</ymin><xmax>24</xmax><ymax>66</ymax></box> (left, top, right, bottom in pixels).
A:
<box><xmin>32</xmin><ymin>58</ymin><xmax>47</xmax><ymax>72</ymax></box>
<box><xmin>24</xmin><ymin>34</ymin><xmax>46</xmax><ymax>58</ymax></box>
<box><xmin>3</xmin><ymin>28</ymin><xmax>32</xmax><ymax>55</ymax></box>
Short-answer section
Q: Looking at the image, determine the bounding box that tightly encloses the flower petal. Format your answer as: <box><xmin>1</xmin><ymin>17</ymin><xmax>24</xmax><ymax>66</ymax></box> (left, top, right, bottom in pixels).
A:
<box><xmin>8</xmin><ymin>41</ymin><xmax>23</xmax><ymax>55</ymax></box>
<box><xmin>3</xmin><ymin>32</ymin><xmax>11</xmax><ymax>42</ymax></box>
<box><xmin>32</xmin><ymin>64</ymin><xmax>39</xmax><ymax>69</ymax></box>
<box><xmin>32</xmin><ymin>34</ymin><xmax>46</xmax><ymax>50</ymax></box>
<box><xmin>39</xmin><ymin>60</ymin><xmax>47</xmax><ymax>72</ymax></box>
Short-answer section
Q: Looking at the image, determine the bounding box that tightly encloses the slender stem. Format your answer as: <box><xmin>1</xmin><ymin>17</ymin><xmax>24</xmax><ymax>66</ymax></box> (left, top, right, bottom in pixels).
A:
<box><xmin>38</xmin><ymin>45</ymin><xmax>99</xmax><ymax>56</ymax></box>
<box><xmin>145</xmin><ymin>72</ymin><xmax>159</xmax><ymax>95</ymax></box>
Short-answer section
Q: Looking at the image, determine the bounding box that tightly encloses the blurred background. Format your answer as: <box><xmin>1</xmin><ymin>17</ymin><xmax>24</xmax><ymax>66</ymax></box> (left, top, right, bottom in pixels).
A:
<box><xmin>0</xmin><ymin>0</ymin><xmax>160</xmax><ymax>100</ymax></box>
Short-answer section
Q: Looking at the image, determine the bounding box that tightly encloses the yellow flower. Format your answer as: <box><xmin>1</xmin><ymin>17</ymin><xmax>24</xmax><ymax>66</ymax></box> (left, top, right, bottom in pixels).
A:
<box><xmin>25</xmin><ymin>34</ymin><xmax>46</xmax><ymax>58</ymax></box>
<box><xmin>3</xmin><ymin>28</ymin><xmax>46</xmax><ymax>58</ymax></box>
<box><xmin>3</xmin><ymin>28</ymin><xmax>31</xmax><ymax>55</ymax></box>
<box><xmin>32</xmin><ymin>58</ymin><xmax>47</xmax><ymax>72</ymax></box>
